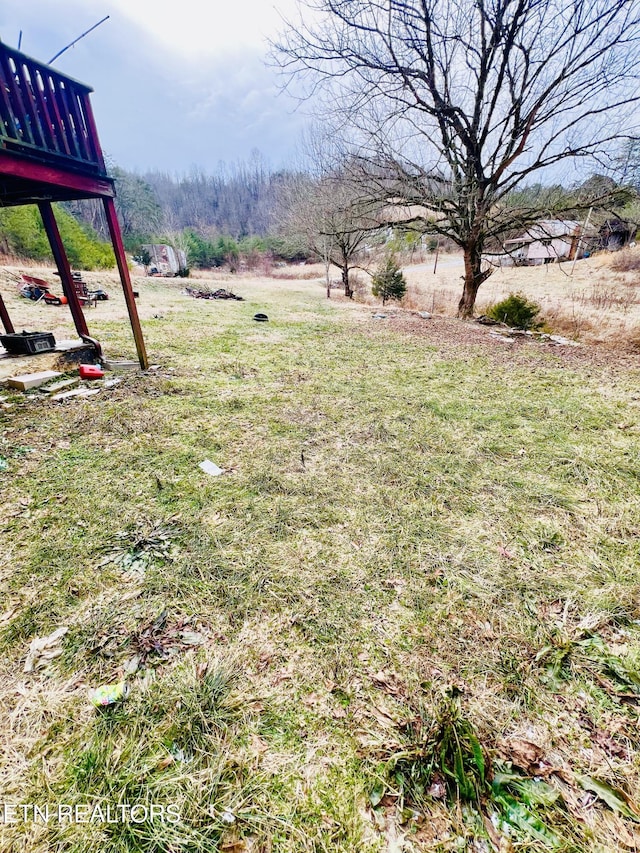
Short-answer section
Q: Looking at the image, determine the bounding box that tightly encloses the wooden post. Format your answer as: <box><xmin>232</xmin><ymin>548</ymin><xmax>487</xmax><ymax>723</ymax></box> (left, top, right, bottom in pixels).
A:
<box><xmin>0</xmin><ymin>294</ymin><xmax>15</xmax><ymax>333</ymax></box>
<box><xmin>38</xmin><ymin>202</ymin><xmax>90</xmax><ymax>339</ymax></box>
<box><xmin>102</xmin><ymin>197</ymin><xmax>148</xmax><ymax>369</ymax></box>
<box><xmin>570</xmin><ymin>207</ymin><xmax>593</xmax><ymax>276</ymax></box>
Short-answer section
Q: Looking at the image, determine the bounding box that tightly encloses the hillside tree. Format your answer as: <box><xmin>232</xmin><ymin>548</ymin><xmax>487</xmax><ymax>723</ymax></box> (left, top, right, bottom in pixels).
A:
<box><xmin>279</xmin><ymin>169</ymin><xmax>380</xmax><ymax>298</ymax></box>
<box><xmin>275</xmin><ymin>0</ymin><xmax>640</xmax><ymax>315</ymax></box>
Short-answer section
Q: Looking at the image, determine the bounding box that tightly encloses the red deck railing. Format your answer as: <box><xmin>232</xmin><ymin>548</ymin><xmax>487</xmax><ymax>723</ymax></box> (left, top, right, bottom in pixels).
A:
<box><xmin>0</xmin><ymin>43</ymin><xmax>107</xmax><ymax>177</ymax></box>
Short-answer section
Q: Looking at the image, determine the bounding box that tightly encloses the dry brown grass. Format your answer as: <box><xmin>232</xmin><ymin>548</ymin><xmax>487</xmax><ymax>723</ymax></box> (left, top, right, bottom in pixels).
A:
<box><xmin>609</xmin><ymin>248</ymin><xmax>640</xmax><ymax>273</ymax></box>
<box><xmin>402</xmin><ymin>249</ymin><xmax>640</xmax><ymax>347</ymax></box>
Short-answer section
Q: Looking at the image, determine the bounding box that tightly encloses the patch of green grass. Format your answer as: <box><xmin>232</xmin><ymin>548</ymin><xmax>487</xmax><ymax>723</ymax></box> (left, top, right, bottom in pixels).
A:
<box><xmin>2</xmin><ymin>277</ymin><xmax>640</xmax><ymax>850</ymax></box>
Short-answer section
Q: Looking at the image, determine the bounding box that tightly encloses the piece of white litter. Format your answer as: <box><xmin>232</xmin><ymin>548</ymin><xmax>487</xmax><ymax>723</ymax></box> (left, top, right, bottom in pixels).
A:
<box><xmin>199</xmin><ymin>459</ymin><xmax>224</xmax><ymax>476</ymax></box>
<box><xmin>24</xmin><ymin>626</ymin><xmax>69</xmax><ymax>673</ymax></box>
<box><xmin>548</xmin><ymin>334</ymin><xmax>579</xmax><ymax>346</ymax></box>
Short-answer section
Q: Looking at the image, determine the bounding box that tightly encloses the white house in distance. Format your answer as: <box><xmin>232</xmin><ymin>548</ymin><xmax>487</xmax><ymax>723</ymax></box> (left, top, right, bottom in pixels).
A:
<box><xmin>486</xmin><ymin>220</ymin><xmax>594</xmax><ymax>267</ymax></box>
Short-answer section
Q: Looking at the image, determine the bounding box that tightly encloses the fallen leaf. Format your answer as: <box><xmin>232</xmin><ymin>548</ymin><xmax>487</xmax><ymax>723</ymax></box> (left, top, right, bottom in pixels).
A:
<box><xmin>500</xmin><ymin>738</ymin><xmax>545</xmax><ymax>773</ymax></box>
<box><xmin>249</xmin><ymin>734</ymin><xmax>268</xmax><ymax>756</ymax></box>
<box><xmin>372</xmin><ymin>670</ymin><xmax>404</xmax><ymax>697</ymax></box>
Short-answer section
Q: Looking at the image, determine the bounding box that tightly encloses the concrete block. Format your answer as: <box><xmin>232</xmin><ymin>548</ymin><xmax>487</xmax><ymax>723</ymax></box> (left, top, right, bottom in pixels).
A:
<box><xmin>104</xmin><ymin>359</ymin><xmax>139</xmax><ymax>372</ymax></box>
<box><xmin>6</xmin><ymin>370</ymin><xmax>61</xmax><ymax>391</ymax></box>
<box><xmin>40</xmin><ymin>378</ymin><xmax>80</xmax><ymax>394</ymax></box>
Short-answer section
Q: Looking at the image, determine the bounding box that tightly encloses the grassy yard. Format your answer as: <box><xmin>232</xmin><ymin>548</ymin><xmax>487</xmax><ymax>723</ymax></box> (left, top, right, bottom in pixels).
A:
<box><xmin>1</xmin><ymin>271</ymin><xmax>640</xmax><ymax>851</ymax></box>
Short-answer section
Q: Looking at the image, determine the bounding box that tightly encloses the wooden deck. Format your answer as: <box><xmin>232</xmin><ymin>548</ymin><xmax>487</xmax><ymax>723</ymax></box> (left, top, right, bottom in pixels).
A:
<box><xmin>0</xmin><ymin>44</ymin><xmax>147</xmax><ymax>368</ymax></box>
<box><xmin>0</xmin><ymin>44</ymin><xmax>114</xmax><ymax>204</ymax></box>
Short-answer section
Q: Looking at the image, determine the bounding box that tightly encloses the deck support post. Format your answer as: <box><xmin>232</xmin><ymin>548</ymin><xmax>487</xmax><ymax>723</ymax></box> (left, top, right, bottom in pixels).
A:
<box><xmin>0</xmin><ymin>294</ymin><xmax>15</xmax><ymax>333</ymax></box>
<box><xmin>102</xmin><ymin>197</ymin><xmax>148</xmax><ymax>369</ymax></box>
<box><xmin>38</xmin><ymin>202</ymin><xmax>90</xmax><ymax>339</ymax></box>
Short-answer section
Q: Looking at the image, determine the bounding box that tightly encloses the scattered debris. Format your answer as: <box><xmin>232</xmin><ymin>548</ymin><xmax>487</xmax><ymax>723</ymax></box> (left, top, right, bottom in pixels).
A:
<box><xmin>185</xmin><ymin>286</ymin><xmax>244</xmax><ymax>301</ymax></box>
<box><xmin>89</xmin><ymin>681</ymin><xmax>128</xmax><ymax>707</ymax></box>
<box><xmin>200</xmin><ymin>459</ymin><xmax>224</xmax><ymax>476</ymax></box>
<box><xmin>18</xmin><ymin>274</ymin><xmax>67</xmax><ymax>306</ymax></box>
<box><xmin>253</xmin><ymin>313</ymin><xmax>269</xmax><ymax>322</ymax></box>
<box><xmin>0</xmin><ymin>457</ymin><xmax>7</xmax><ymax>472</ymax></box>
<box><xmin>489</xmin><ymin>332</ymin><xmax>516</xmax><ymax>343</ymax></box>
<box><xmin>417</xmin><ymin>311</ymin><xmax>432</xmax><ymax>319</ymax></box>
<box><xmin>7</xmin><ymin>370</ymin><xmax>62</xmax><ymax>391</ymax></box>
<box><xmin>53</xmin><ymin>270</ymin><xmax>109</xmax><ymax>304</ymax></box>
<box><xmin>546</xmin><ymin>334</ymin><xmax>579</xmax><ymax>347</ymax></box>
<box><xmin>373</xmin><ymin>313</ymin><xmax>388</xmax><ymax>320</ymax></box>
<box><xmin>51</xmin><ymin>387</ymin><xmax>101</xmax><ymax>402</ymax></box>
<box><xmin>24</xmin><ymin>626</ymin><xmax>69</xmax><ymax>673</ymax></box>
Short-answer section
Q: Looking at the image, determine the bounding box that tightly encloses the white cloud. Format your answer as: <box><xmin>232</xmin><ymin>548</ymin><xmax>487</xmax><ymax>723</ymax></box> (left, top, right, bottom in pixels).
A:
<box><xmin>107</xmin><ymin>0</ymin><xmax>300</xmax><ymax>59</ymax></box>
<box><xmin>0</xmin><ymin>0</ymin><xmax>311</xmax><ymax>170</ymax></box>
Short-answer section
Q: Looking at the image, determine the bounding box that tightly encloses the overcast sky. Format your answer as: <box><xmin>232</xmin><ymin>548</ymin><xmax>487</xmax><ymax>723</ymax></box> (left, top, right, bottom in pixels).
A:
<box><xmin>0</xmin><ymin>0</ymin><xmax>309</xmax><ymax>174</ymax></box>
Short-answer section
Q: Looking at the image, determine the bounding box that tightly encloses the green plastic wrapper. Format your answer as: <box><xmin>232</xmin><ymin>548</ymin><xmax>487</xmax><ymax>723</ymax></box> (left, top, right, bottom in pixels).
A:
<box><xmin>89</xmin><ymin>681</ymin><xmax>127</xmax><ymax>707</ymax></box>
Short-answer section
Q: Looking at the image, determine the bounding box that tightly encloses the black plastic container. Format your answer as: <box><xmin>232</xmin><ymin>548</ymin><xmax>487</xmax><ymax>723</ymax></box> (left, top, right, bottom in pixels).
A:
<box><xmin>0</xmin><ymin>331</ymin><xmax>56</xmax><ymax>355</ymax></box>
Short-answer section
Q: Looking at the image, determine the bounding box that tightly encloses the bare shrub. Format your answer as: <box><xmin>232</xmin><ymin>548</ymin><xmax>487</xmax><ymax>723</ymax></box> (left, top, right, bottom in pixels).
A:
<box><xmin>402</xmin><ymin>284</ymin><xmax>425</xmax><ymax>311</ymax></box>
<box><xmin>350</xmin><ymin>273</ymin><xmax>371</xmax><ymax>301</ymax></box>
<box><xmin>542</xmin><ymin>302</ymin><xmax>596</xmax><ymax>339</ymax></box>
<box><xmin>609</xmin><ymin>250</ymin><xmax>640</xmax><ymax>272</ymax></box>
<box><xmin>577</xmin><ymin>286</ymin><xmax>639</xmax><ymax>312</ymax></box>
<box><xmin>242</xmin><ymin>250</ymin><xmax>274</xmax><ymax>275</ymax></box>
<box><xmin>627</xmin><ymin>326</ymin><xmax>640</xmax><ymax>352</ymax></box>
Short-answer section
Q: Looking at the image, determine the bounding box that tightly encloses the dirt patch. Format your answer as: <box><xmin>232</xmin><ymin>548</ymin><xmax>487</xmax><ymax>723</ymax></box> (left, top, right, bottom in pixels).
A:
<box><xmin>360</xmin><ymin>311</ymin><xmax>640</xmax><ymax>375</ymax></box>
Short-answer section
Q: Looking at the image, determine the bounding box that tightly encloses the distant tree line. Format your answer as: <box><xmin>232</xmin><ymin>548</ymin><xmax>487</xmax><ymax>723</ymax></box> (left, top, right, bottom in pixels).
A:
<box><xmin>1</xmin><ymin>142</ymin><xmax>639</xmax><ymax>283</ymax></box>
<box><xmin>59</xmin><ymin>156</ymin><xmax>311</xmax><ymax>270</ymax></box>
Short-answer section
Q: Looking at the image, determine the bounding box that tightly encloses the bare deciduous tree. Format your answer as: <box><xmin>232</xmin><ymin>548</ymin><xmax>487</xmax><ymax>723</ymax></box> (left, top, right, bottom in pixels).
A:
<box><xmin>278</xmin><ymin>167</ymin><xmax>380</xmax><ymax>298</ymax></box>
<box><xmin>275</xmin><ymin>0</ymin><xmax>640</xmax><ymax>315</ymax></box>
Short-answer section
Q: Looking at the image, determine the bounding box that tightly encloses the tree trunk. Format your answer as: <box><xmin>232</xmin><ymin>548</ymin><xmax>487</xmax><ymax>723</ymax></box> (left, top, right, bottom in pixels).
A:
<box><xmin>458</xmin><ymin>242</ymin><xmax>492</xmax><ymax>318</ymax></box>
<box><xmin>342</xmin><ymin>264</ymin><xmax>353</xmax><ymax>299</ymax></box>
<box><xmin>323</xmin><ymin>239</ymin><xmax>331</xmax><ymax>298</ymax></box>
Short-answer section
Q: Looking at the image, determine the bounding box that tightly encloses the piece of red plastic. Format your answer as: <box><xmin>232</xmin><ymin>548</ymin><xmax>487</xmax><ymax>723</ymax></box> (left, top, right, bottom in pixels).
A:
<box><xmin>79</xmin><ymin>364</ymin><xmax>104</xmax><ymax>380</ymax></box>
